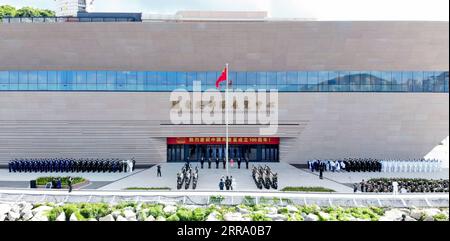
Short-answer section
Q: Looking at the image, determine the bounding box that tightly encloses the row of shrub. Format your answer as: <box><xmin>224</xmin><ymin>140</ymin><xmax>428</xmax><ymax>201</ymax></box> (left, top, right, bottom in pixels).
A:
<box><xmin>281</xmin><ymin>186</ymin><xmax>336</xmax><ymax>192</ymax></box>
<box><xmin>36</xmin><ymin>177</ymin><xmax>86</xmax><ymax>187</ymax></box>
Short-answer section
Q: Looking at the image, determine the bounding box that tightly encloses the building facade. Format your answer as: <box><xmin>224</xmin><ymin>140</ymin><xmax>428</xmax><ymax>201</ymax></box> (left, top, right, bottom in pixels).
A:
<box><xmin>0</xmin><ymin>19</ymin><xmax>448</xmax><ymax>165</ymax></box>
<box><xmin>55</xmin><ymin>0</ymin><xmax>94</xmax><ymax>17</ymax></box>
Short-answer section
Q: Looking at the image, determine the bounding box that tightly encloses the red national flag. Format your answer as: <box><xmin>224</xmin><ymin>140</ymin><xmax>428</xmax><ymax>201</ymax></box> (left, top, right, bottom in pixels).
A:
<box><xmin>215</xmin><ymin>67</ymin><xmax>228</xmax><ymax>89</ymax></box>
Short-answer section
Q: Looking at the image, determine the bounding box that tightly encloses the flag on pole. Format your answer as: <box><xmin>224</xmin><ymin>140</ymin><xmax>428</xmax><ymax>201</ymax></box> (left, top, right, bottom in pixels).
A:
<box><xmin>215</xmin><ymin>67</ymin><xmax>228</xmax><ymax>89</ymax></box>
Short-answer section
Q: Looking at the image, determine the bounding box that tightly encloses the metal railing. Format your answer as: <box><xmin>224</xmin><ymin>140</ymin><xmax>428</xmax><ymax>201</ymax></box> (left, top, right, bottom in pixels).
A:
<box><xmin>0</xmin><ymin>189</ymin><xmax>448</xmax><ymax>208</ymax></box>
<box><xmin>1</xmin><ymin>17</ymin><xmax>140</xmax><ymax>23</ymax></box>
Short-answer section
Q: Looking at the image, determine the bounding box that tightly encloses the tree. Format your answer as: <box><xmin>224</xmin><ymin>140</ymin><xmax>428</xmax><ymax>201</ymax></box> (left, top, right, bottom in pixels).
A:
<box><xmin>0</xmin><ymin>5</ymin><xmax>17</xmax><ymax>18</ymax></box>
<box><xmin>0</xmin><ymin>5</ymin><xmax>55</xmax><ymax>18</ymax></box>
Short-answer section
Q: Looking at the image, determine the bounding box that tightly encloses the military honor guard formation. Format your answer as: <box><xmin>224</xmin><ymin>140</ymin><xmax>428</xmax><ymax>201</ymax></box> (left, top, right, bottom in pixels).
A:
<box><xmin>308</xmin><ymin>158</ymin><xmax>442</xmax><ymax>173</ymax></box>
<box><xmin>252</xmin><ymin>165</ymin><xmax>278</xmax><ymax>190</ymax></box>
<box><xmin>8</xmin><ymin>158</ymin><xmax>136</xmax><ymax>173</ymax></box>
<box><xmin>176</xmin><ymin>163</ymin><xmax>199</xmax><ymax>190</ymax></box>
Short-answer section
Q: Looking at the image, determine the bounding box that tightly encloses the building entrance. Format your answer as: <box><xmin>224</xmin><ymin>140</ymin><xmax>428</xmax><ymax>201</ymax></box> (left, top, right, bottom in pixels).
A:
<box><xmin>166</xmin><ymin>137</ymin><xmax>280</xmax><ymax>162</ymax></box>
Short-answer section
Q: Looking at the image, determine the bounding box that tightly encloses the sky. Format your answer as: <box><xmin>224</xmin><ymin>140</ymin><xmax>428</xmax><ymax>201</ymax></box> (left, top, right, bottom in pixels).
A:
<box><xmin>0</xmin><ymin>0</ymin><xmax>448</xmax><ymax>20</ymax></box>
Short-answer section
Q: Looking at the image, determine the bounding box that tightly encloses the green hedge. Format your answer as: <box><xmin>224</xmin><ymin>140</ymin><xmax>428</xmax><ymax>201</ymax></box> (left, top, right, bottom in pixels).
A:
<box><xmin>36</xmin><ymin>177</ymin><xmax>86</xmax><ymax>187</ymax></box>
<box><xmin>281</xmin><ymin>186</ymin><xmax>336</xmax><ymax>192</ymax></box>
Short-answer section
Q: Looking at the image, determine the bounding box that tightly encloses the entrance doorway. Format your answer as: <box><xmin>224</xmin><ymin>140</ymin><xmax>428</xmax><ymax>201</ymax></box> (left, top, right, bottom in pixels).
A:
<box><xmin>167</xmin><ymin>144</ymin><xmax>279</xmax><ymax>162</ymax></box>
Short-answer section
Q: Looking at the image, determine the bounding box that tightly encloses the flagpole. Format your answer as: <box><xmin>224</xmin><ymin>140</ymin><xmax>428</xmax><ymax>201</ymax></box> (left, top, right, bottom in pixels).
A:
<box><xmin>225</xmin><ymin>63</ymin><xmax>229</xmax><ymax>177</ymax></box>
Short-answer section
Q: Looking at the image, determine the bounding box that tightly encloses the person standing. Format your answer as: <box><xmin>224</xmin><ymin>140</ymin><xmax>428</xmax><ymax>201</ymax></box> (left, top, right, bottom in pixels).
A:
<box><xmin>219</xmin><ymin>177</ymin><xmax>225</xmax><ymax>190</ymax></box>
<box><xmin>200</xmin><ymin>157</ymin><xmax>204</xmax><ymax>169</ymax></box>
<box><xmin>157</xmin><ymin>165</ymin><xmax>162</xmax><ymax>177</ymax></box>
<box><xmin>319</xmin><ymin>163</ymin><xmax>324</xmax><ymax>179</ymax></box>
<box><xmin>225</xmin><ymin>176</ymin><xmax>230</xmax><ymax>190</ymax></box>
<box><xmin>208</xmin><ymin>158</ymin><xmax>211</xmax><ymax>169</ymax></box>
<box><xmin>237</xmin><ymin>158</ymin><xmax>241</xmax><ymax>169</ymax></box>
<box><xmin>360</xmin><ymin>179</ymin><xmax>366</xmax><ymax>192</ymax></box>
<box><xmin>67</xmin><ymin>176</ymin><xmax>73</xmax><ymax>193</ymax></box>
<box><xmin>392</xmin><ymin>181</ymin><xmax>399</xmax><ymax>195</ymax></box>
<box><xmin>245</xmin><ymin>158</ymin><xmax>249</xmax><ymax>169</ymax></box>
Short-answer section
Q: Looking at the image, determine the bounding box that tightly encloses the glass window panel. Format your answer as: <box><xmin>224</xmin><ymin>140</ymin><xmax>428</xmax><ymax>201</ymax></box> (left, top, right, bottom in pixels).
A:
<box><xmin>47</xmin><ymin>71</ymin><xmax>57</xmax><ymax>84</ymax></box>
<box><xmin>116</xmin><ymin>72</ymin><xmax>126</xmax><ymax>86</ymax></box>
<box><xmin>136</xmin><ymin>72</ymin><xmax>145</xmax><ymax>86</ymax></box>
<box><xmin>236</xmin><ymin>72</ymin><xmax>246</xmax><ymax>89</ymax></box>
<box><xmin>392</xmin><ymin>72</ymin><xmax>402</xmax><ymax>85</ymax></box>
<box><xmin>359</xmin><ymin>72</ymin><xmax>371</xmax><ymax>85</ymax></box>
<box><xmin>206</xmin><ymin>72</ymin><xmax>217</xmax><ymax>89</ymax></box>
<box><xmin>318</xmin><ymin>72</ymin><xmax>328</xmax><ymax>85</ymax></box>
<box><xmin>423</xmin><ymin>72</ymin><xmax>435</xmax><ymax>92</ymax></box>
<box><xmin>106</xmin><ymin>71</ymin><xmax>116</xmax><ymax>90</ymax></box>
<box><xmin>84</xmin><ymin>71</ymin><xmax>95</xmax><ymax>85</ymax></box>
<box><xmin>8</xmin><ymin>71</ymin><xmax>18</xmax><ymax>90</ymax></box>
<box><xmin>275</xmin><ymin>72</ymin><xmax>286</xmax><ymax>85</ymax></box>
<box><xmin>328</xmin><ymin>72</ymin><xmax>339</xmax><ymax>85</ymax></box>
<box><xmin>297</xmin><ymin>72</ymin><xmax>307</xmax><ymax>85</ymax></box>
<box><xmin>186</xmin><ymin>72</ymin><xmax>197</xmax><ymax>88</ymax></box>
<box><xmin>126</xmin><ymin>71</ymin><xmax>137</xmax><ymax>86</ymax></box>
<box><xmin>28</xmin><ymin>71</ymin><xmax>38</xmax><ymax>84</ymax></box>
<box><xmin>444</xmin><ymin>72</ymin><xmax>449</xmax><ymax>93</ymax></box>
<box><xmin>266</xmin><ymin>72</ymin><xmax>276</xmax><ymax>85</ymax></box>
<box><xmin>0</xmin><ymin>71</ymin><xmax>8</xmax><ymax>84</ymax></box>
<box><xmin>228</xmin><ymin>72</ymin><xmax>237</xmax><ymax>90</ymax></box>
<box><xmin>349</xmin><ymin>71</ymin><xmax>361</xmax><ymax>85</ymax></box>
<box><xmin>159</xmin><ymin>72</ymin><xmax>169</xmax><ymax>91</ymax></box>
<box><xmin>247</xmin><ymin>72</ymin><xmax>257</xmax><ymax>88</ymax></box>
<box><xmin>435</xmin><ymin>72</ymin><xmax>446</xmax><ymax>92</ymax></box>
<box><xmin>412</xmin><ymin>71</ymin><xmax>423</xmax><ymax>92</ymax></box>
<box><xmin>37</xmin><ymin>71</ymin><xmax>47</xmax><ymax>90</ymax></box>
<box><xmin>370</xmin><ymin>71</ymin><xmax>383</xmax><ymax>85</ymax></box>
<box><xmin>307</xmin><ymin>72</ymin><xmax>319</xmax><ymax>85</ymax></box>
<box><xmin>287</xmin><ymin>72</ymin><xmax>298</xmax><ymax>85</ymax></box>
<box><xmin>257</xmin><ymin>72</ymin><xmax>267</xmax><ymax>87</ymax></box>
<box><xmin>27</xmin><ymin>71</ymin><xmax>37</xmax><ymax>89</ymax></box>
<box><xmin>96</xmin><ymin>71</ymin><xmax>107</xmax><ymax>84</ymax></box>
<box><xmin>176</xmin><ymin>72</ymin><xmax>186</xmax><ymax>88</ymax></box>
<box><xmin>338</xmin><ymin>72</ymin><xmax>350</xmax><ymax>85</ymax></box>
<box><xmin>196</xmin><ymin>72</ymin><xmax>207</xmax><ymax>89</ymax></box>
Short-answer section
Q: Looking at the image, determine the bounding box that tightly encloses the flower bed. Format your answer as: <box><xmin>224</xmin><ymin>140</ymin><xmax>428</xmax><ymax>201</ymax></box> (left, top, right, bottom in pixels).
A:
<box><xmin>36</xmin><ymin>177</ymin><xmax>87</xmax><ymax>188</ymax></box>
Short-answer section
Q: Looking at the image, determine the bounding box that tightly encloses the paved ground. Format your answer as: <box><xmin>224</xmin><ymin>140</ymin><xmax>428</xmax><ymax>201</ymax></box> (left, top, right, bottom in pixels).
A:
<box><xmin>100</xmin><ymin>163</ymin><xmax>354</xmax><ymax>192</ymax></box>
<box><xmin>0</xmin><ymin>164</ymin><xmax>448</xmax><ymax>193</ymax></box>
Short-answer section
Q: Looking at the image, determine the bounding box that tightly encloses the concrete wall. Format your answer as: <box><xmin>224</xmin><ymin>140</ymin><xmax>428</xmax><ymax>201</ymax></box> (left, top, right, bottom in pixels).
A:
<box><xmin>0</xmin><ymin>21</ymin><xmax>448</xmax><ymax>71</ymax></box>
<box><xmin>0</xmin><ymin>92</ymin><xmax>447</xmax><ymax>164</ymax></box>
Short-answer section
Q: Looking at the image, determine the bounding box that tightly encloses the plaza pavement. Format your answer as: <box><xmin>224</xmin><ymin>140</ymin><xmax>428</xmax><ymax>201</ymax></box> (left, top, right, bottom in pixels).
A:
<box><xmin>99</xmin><ymin>163</ymin><xmax>354</xmax><ymax>192</ymax></box>
<box><xmin>0</xmin><ymin>164</ymin><xmax>448</xmax><ymax>193</ymax></box>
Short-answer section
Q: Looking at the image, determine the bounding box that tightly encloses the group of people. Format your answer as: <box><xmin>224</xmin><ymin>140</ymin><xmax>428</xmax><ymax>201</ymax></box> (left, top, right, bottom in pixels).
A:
<box><xmin>252</xmin><ymin>165</ymin><xmax>278</xmax><ymax>190</ymax></box>
<box><xmin>219</xmin><ymin>176</ymin><xmax>236</xmax><ymax>190</ymax></box>
<box><xmin>197</xmin><ymin>157</ymin><xmax>250</xmax><ymax>170</ymax></box>
<box><xmin>308</xmin><ymin>158</ymin><xmax>443</xmax><ymax>174</ymax></box>
<box><xmin>176</xmin><ymin>163</ymin><xmax>199</xmax><ymax>190</ymax></box>
<box><xmin>308</xmin><ymin>158</ymin><xmax>382</xmax><ymax>173</ymax></box>
<box><xmin>8</xmin><ymin>158</ymin><xmax>135</xmax><ymax>173</ymax></box>
<box><xmin>356</xmin><ymin>178</ymin><xmax>449</xmax><ymax>193</ymax></box>
<box><xmin>379</xmin><ymin>159</ymin><xmax>442</xmax><ymax>173</ymax></box>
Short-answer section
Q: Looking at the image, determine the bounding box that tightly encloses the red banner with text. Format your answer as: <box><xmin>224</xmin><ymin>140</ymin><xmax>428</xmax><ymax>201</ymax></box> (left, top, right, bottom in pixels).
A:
<box><xmin>167</xmin><ymin>137</ymin><xmax>280</xmax><ymax>145</ymax></box>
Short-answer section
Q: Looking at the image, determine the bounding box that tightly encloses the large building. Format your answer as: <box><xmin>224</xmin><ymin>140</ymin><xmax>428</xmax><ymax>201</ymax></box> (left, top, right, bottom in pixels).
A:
<box><xmin>0</xmin><ymin>12</ymin><xmax>448</xmax><ymax>166</ymax></box>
